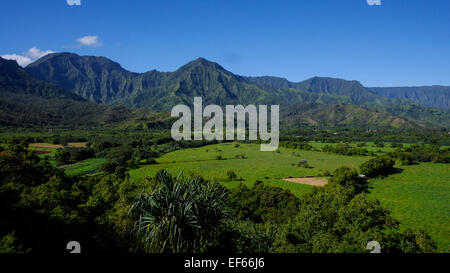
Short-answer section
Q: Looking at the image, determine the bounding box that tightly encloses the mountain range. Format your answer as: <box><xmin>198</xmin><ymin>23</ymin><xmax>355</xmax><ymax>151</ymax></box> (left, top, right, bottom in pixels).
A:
<box><xmin>1</xmin><ymin>52</ymin><xmax>449</xmax><ymax>130</ymax></box>
<box><xmin>0</xmin><ymin>57</ymin><xmax>135</xmax><ymax>127</ymax></box>
<box><xmin>26</xmin><ymin>53</ymin><xmax>391</xmax><ymax>109</ymax></box>
<box><xmin>369</xmin><ymin>86</ymin><xmax>450</xmax><ymax>110</ymax></box>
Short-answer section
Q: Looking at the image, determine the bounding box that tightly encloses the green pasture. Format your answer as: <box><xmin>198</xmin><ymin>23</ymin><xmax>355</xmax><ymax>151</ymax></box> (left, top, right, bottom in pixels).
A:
<box><xmin>368</xmin><ymin>163</ymin><xmax>450</xmax><ymax>252</ymax></box>
<box><xmin>28</xmin><ymin>146</ymin><xmax>58</xmax><ymax>165</ymax></box>
<box><xmin>26</xmin><ymin>145</ymin><xmax>105</xmax><ymax>177</ymax></box>
<box><xmin>129</xmin><ymin>142</ymin><xmax>449</xmax><ymax>252</ymax></box>
<box><xmin>63</xmin><ymin>157</ymin><xmax>107</xmax><ymax>177</ymax></box>
<box><xmin>129</xmin><ymin>143</ymin><xmax>370</xmax><ymax>197</ymax></box>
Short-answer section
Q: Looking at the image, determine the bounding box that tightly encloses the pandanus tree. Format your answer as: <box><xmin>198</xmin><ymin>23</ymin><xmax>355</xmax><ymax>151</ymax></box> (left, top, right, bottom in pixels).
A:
<box><xmin>129</xmin><ymin>169</ymin><xmax>230</xmax><ymax>253</ymax></box>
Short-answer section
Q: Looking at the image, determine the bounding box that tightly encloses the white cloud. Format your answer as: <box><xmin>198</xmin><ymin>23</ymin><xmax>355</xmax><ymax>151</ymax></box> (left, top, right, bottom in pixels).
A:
<box><xmin>76</xmin><ymin>35</ymin><xmax>101</xmax><ymax>46</ymax></box>
<box><xmin>1</xmin><ymin>47</ymin><xmax>55</xmax><ymax>67</ymax></box>
<box><xmin>26</xmin><ymin>47</ymin><xmax>55</xmax><ymax>59</ymax></box>
<box><xmin>66</xmin><ymin>0</ymin><xmax>81</xmax><ymax>6</ymax></box>
<box><xmin>1</xmin><ymin>54</ymin><xmax>33</xmax><ymax>67</ymax></box>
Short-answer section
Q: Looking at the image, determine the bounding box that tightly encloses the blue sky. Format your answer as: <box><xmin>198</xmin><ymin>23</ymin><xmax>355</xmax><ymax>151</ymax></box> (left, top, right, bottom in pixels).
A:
<box><xmin>1</xmin><ymin>0</ymin><xmax>449</xmax><ymax>87</ymax></box>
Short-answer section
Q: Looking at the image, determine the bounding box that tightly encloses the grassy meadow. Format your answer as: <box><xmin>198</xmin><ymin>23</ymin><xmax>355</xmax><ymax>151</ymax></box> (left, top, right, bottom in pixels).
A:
<box><xmin>128</xmin><ymin>142</ymin><xmax>449</xmax><ymax>252</ymax></box>
<box><xmin>27</xmin><ymin>142</ymin><xmax>104</xmax><ymax>177</ymax></box>
<box><xmin>15</xmin><ymin>140</ymin><xmax>449</xmax><ymax>251</ymax></box>
<box><xmin>368</xmin><ymin>163</ymin><xmax>450</xmax><ymax>252</ymax></box>
<box><xmin>128</xmin><ymin>143</ymin><xmax>370</xmax><ymax>196</ymax></box>
<box><xmin>63</xmin><ymin>158</ymin><xmax>107</xmax><ymax>177</ymax></box>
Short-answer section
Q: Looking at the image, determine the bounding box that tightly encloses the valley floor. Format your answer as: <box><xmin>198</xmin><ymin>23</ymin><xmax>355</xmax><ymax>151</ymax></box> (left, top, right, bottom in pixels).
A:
<box><xmin>128</xmin><ymin>143</ymin><xmax>450</xmax><ymax>252</ymax></box>
<box><xmin>369</xmin><ymin>163</ymin><xmax>450</xmax><ymax>252</ymax></box>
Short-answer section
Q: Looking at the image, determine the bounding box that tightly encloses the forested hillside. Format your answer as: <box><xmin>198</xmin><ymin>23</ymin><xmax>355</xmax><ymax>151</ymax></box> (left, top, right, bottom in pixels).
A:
<box><xmin>0</xmin><ymin>57</ymin><xmax>132</xmax><ymax>127</ymax></box>
<box><xmin>370</xmin><ymin>86</ymin><xmax>450</xmax><ymax>110</ymax></box>
<box><xmin>25</xmin><ymin>53</ymin><xmax>450</xmax><ymax>129</ymax></box>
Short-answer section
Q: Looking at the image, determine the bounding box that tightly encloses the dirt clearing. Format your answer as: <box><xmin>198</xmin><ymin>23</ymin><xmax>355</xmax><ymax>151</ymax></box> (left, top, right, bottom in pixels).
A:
<box><xmin>67</xmin><ymin>142</ymin><xmax>88</xmax><ymax>148</ymax></box>
<box><xmin>283</xmin><ymin>177</ymin><xmax>329</xmax><ymax>187</ymax></box>
<box><xmin>30</xmin><ymin>143</ymin><xmax>63</xmax><ymax>149</ymax></box>
<box><xmin>29</xmin><ymin>142</ymin><xmax>87</xmax><ymax>149</ymax></box>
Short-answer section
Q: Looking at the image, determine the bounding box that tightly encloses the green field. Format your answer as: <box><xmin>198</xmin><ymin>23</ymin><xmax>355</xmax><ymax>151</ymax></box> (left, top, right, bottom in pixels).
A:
<box><xmin>368</xmin><ymin>163</ymin><xmax>450</xmax><ymax>252</ymax></box>
<box><xmin>129</xmin><ymin>143</ymin><xmax>369</xmax><ymax>198</ymax></box>
<box><xmin>128</xmin><ymin>142</ymin><xmax>449</xmax><ymax>252</ymax></box>
<box><xmin>25</xmin><ymin>143</ymin><xmax>105</xmax><ymax>176</ymax></box>
<box><xmin>62</xmin><ymin>158</ymin><xmax>107</xmax><ymax>177</ymax></box>
<box><xmin>28</xmin><ymin>146</ymin><xmax>58</xmax><ymax>165</ymax></box>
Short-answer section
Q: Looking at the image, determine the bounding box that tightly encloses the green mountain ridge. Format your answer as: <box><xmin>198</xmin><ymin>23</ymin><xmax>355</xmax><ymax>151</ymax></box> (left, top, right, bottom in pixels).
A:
<box><xmin>22</xmin><ymin>52</ymin><xmax>450</xmax><ymax>129</ymax></box>
<box><xmin>243</xmin><ymin>77</ymin><xmax>450</xmax><ymax>128</ymax></box>
<box><xmin>280</xmin><ymin>102</ymin><xmax>418</xmax><ymax>131</ymax></box>
<box><xmin>0</xmin><ymin>57</ymin><xmax>84</xmax><ymax>101</ymax></box>
<box><xmin>26</xmin><ymin>52</ymin><xmax>142</xmax><ymax>104</ymax></box>
<box><xmin>0</xmin><ymin>57</ymin><xmax>134</xmax><ymax>127</ymax></box>
<box><xmin>245</xmin><ymin>75</ymin><xmax>381</xmax><ymax>103</ymax></box>
<box><xmin>370</xmin><ymin>86</ymin><xmax>450</xmax><ymax>110</ymax></box>
<box><xmin>26</xmin><ymin>54</ymin><xmax>352</xmax><ymax>109</ymax></box>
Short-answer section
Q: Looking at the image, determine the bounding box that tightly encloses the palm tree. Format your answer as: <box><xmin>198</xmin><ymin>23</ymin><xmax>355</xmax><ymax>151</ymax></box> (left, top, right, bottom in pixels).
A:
<box><xmin>129</xmin><ymin>169</ymin><xmax>229</xmax><ymax>253</ymax></box>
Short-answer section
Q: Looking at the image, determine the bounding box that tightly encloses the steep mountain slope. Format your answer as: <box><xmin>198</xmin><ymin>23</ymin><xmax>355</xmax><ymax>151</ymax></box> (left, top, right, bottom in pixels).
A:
<box><xmin>0</xmin><ymin>57</ymin><xmax>132</xmax><ymax>127</ymax></box>
<box><xmin>296</xmin><ymin>77</ymin><xmax>383</xmax><ymax>104</ymax></box>
<box><xmin>126</xmin><ymin>58</ymin><xmax>360</xmax><ymax>110</ymax></box>
<box><xmin>0</xmin><ymin>57</ymin><xmax>83</xmax><ymax>101</ymax></box>
<box><xmin>25</xmin><ymin>52</ymin><xmax>146</xmax><ymax>104</ymax></box>
<box><xmin>280</xmin><ymin>103</ymin><xmax>417</xmax><ymax>130</ymax></box>
<box><xmin>370</xmin><ymin>86</ymin><xmax>450</xmax><ymax>110</ymax></box>
<box><xmin>246</xmin><ymin>76</ymin><xmax>450</xmax><ymax>128</ymax></box>
<box><xmin>25</xmin><ymin>53</ymin><xmax>450</xmax><ymax>128</ymax></box>
<box><xmin>26</xmin><ymin>53</ymin><xmax>350</xmax><ymax>109</ymax></box>
<box><xmin>245</xmin><ymin>76</ymin><xmax>380</xmax><ymax>102</ymax></box>
<box><xmin>126</xmin><ymin>57</ymin><xmax>275</xmax><ymax>108</ymax></box>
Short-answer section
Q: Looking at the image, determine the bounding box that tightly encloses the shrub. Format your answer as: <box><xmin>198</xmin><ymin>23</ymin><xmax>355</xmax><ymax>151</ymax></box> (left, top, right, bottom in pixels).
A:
<box><xmin>387</xmin><ymin>150</ymin><xmax>415</xmax><ymax>165</ymax></box>
<box><xmin>374</xmin><ymin>139</ymin><xmax>384</xmax><ymax>147</ymax></box>
<box><xmin>322</xmin><ymin>144</ymin><xmax>368</xmax><ymax>156</ymax></box>
<box><xmin>114</xmin><ymin>165</ymin><xmax>128</xmax><ymax>179</ymax></box>
<box><xmin>403</xmin><ymin>143</ymin><xmax>449</xmax><ymax>163</ymax></box>
<box><xmin>100</xmin><ymin>161</ymin><xmax>119</xmax><ymax>173</ymax></box>
<box><xmin>129</xmin><ymin>170</ymin><xmax>230</xmax><ymax>253</ymax></box>
<box><xmin>273</xmin><ymin>185</ymin><xmax>436</xmax><ymax>253</ymax></box>
<box><xmin>359</xmin><ymin>156</ymin><xmax>396</xmax><ymax>178</ymax></box>
<box><xmin>229</xmin><ymin>182</ymin><xmax>300</xmax><ymax>224</ymax></box>
<box><xmin>55</xmin><ymin>147</ymin><xmax>95</xmax><ymax>165</ymax></box>
<box><xmin>147</xmin><ymin>158</ymin><xmax>158</xmax><ymax>165</ymax></box>
<box><xmin>329</xmin><ymin>166</ymin><xmax>366</xmax><ymax>194</ymax></box>
<box><xmin>297</xmin><ymin>160</ymin><xmax>310</xmax><ymax>168</ymax></box>
<box><xmin>390</xmin><ymin>142</ymin><xmax>404</xmax><ymax>148</ymax></box>
<box><xmin>280</xmin><ymin>141</ymin><xmax>313</xmax><ymax>150</ymax></box>
<box><xmin>0</xmin><ymin>232</ymin><xmax>29</xmax><ymax>253</ymax></box>
<box><xmin>217</xmin><ymin>220</ymin><xmax>276</xmax><ymax>253</ymax></box>
<box><xmin>227</xmin><ymin>170</ymin><xmax>238</xmax><ymax>181</ymax></box>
